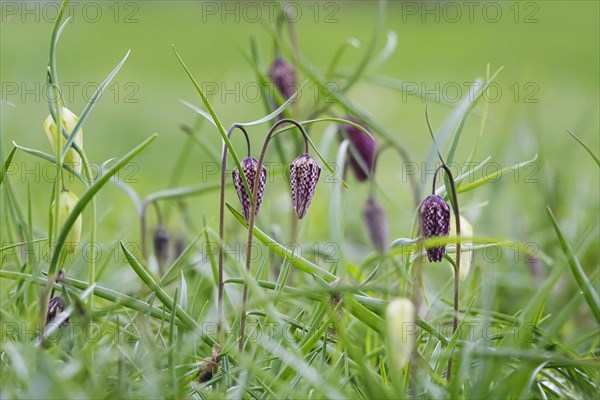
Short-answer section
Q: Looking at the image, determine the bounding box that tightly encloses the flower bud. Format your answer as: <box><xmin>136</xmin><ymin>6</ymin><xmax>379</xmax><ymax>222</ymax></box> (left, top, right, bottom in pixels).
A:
<box><xmin>386</xmin><ymin>298</ymin><xmax>415</xmax><ymax>369</ymax></box>
<box><xmin>338</xmin><ymin>116</ymin><xmax>376</xmax><ymax>182</ymax></box>
<box><xmin>290</xmin><ymin>153</ymin><xmax>321</xmax><ymax>219</ymax></box>
<box><xmin>232</xmin><ymin>157</ymin><xmax>267</xmax><ymax>224</ymax></box>
<box><xmin>51</xmin><ymin>189</ymin><xmax>82</xmax><ymax>254</ymax></box>
<box><xmin>43</xmin><ymin>107</ymin><xmax>83</xmax><ymax>174</ymax></box>
<box><xmin>268</xmin><ymin>57</ymin><xmax>297</xmax><ymax>100</ymax></box>
<box><xmin>449</xmin><ymin>215</ymin><xmax>473</xmax><ymax>280</ymax></box>
<box><xmin>46</xmin><ymin>296</ymin><xmax>69</xmax><ymax>327</ymax></box>
<box><xmin>153</xmin><ymin>224</ymin><xmax>169</xmax><ymax>266</ymax></box>
<box><xmin>363</xmin><ymin>194</ymin><xmax>390</xmax><ymax>253</ymax></box>
<box><xmin>419</xmin><ymin>194</ymin><xmax>450</xmax><ymax>262</ymax></box>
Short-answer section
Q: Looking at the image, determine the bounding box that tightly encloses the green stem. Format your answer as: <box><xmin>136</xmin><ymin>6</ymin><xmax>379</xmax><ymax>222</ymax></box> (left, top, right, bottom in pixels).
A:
<box><xmin>238</xmin><ymin>118</ymin><xmax>310</xmax><ymax>352</ymax></box>
<box><xmin>218</xmin><ymin>124</ymin><xmax>250</xmax><ymax>336</ymax></box>
<box><xmin>433</xmin><ymin>164</ymin><xmax>461</xmax><ymax>380</ymax></box>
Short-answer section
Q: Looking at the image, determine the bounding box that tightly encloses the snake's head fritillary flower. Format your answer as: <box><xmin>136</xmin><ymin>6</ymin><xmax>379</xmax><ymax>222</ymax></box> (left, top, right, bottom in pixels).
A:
<box><xmin>338</xmin><ymin>116</ymin><xmax>376</xmax><ymax>182</ymax></box>
<box><xmin>43</xmin><ymin>107</ymin><xmax>83</xmax><ymax>174</ymax></box>
<box><xmin>290</xmin><ymin>153</ymin><xmax>321</xmax><ymax>219</ymax></box>
<box><xmin>153</xmin><ymin>224</ymin><xmax>169</xmax><ymax>266</ymax></box>
<box><xmin>386</xmin><ymin>298</ymin><xmax>415</xmax><ymax>369</ymax></box>
<box><xmin>449</xmin><ymin>215</ymin><xmax>473</xmax><ymax>280</ymax></box>
<box><xmin>232</xmin><ymin>157</ymin><xmax>267</xmax><ymax>223</ymax></box>
<box><xmin>268</xmin><ymin>56</ymin><xmax>297</xmax><ymax>101</ymax></box>
<box><xmin>46</xmin><ymin>296</ymin><xmax>69</xmax><ymax>327</ymax></box>
<box><xmin>363</xmin><ymin>194</ymin><xmax>390</xmax><ymax>253</ymax></box>
<box><xmin>51</xmin><ymin>189</ymin><xmax>82</xmax><ymax>254</ymax></box>
<box><xmin>419</xmin><ymin>194</ymin><xmax>450</xmax><ymax>262</ymax></box>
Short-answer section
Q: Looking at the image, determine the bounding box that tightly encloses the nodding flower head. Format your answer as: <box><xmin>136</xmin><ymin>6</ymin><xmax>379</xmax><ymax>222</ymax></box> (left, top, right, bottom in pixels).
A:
<box><xmin>290</xmin><ymin>153</ymin><xmax>321</xmax><ymax>219</ymax></box>
<box><xmin>232</xmin><ymin>157</ymin><xmax>267</xmax><ymax>223</ymax></box>
<box><xmin>338</xmin><ymin>116</ymin><xmax>376</xmax><ymax>182</ymax></box>
<box><xmin>43</xmin><ymin>107</ymin><xmax>83</xmax><ymax>174</ymax></box>
<box><xmin>51</xmin><ymin>189</ymin><xmax>82</xmax><ymax>254</ymax></box>
<box><xmin>419</xmin><ymin>194</ymin><xmax>450</xmax><ymax>262</ymax></box>
<box><xmin>268</xmin><ymin>56</ymin><xmax>297</xmax><ymax>100</ymax></box>
<box><xmin>46</xmin><ymin>296</ymin><xmax>68</xmax><ymax>327</ymax></box>
<box><xmin>363</xmin><ymin>194</ymin><xmax>390</xmax><ymax>253</ymax></box>
<box><xmin>153</xmin><ymin>224</ymin><xmax>169</xmax><ymax>265</ymax></box>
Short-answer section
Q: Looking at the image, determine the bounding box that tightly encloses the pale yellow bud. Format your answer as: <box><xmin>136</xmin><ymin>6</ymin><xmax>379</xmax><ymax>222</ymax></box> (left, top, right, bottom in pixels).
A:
<box><xmin>43</xmin><ymin>107</ymin><xmax>83</xmax><ymax>174</ymax></box>
<box><xmin>51</xmin><ymin>189</ymin><xmax>82</xmax><ymax>254</ymax></box>
<box><xmin>386</xmin><ymin>298</ymin><xmax>415</xmax><ymax>369</ymax></box>
<box><xmin>449</xmin><ymin>215</ymin><xmax>473</xmax><ymax>281</ymax></box>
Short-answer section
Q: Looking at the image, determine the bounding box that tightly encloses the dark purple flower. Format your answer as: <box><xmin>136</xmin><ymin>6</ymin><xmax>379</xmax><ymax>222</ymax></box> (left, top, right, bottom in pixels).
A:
<box><xmin>419</xmin><ymin>194</ymin><xmax>451</xmax><ymax>262</ymax></box>
<box><xmin>269</xmin><ymin>57</ymin><xmax>297</xmax><ymax>100</ymax></box>
<box><xmin>153</xmin><ymin>224</ymin><xmax>169</xmax><ymax>266</ymax></box>
<box><xmin>233</xmin><ymin>157</ymin><xmax>267</xmax><ymax>223</ymax></box>
<box><xmin>46</xmin><ymin>296</ymin><xmax>68</xmax><ymax>327</ymax></box>
<box><xmin>290</xmin><ymin>153</ymin><xmax>321</xmax><ymax>219</ymax></box>
<box><xmin>338</xmin><ymin>116</ymin><xmax>376</xmax><ymax>182</ymax></box>
<box><xmin>363</xmin><ymin>194</ymin><xmax>390</xmax><ymax>253</ymax></box>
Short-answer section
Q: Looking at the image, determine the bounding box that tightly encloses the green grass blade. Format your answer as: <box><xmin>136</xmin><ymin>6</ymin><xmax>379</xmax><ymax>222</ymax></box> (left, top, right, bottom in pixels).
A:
<box><xmin>61</xmin><ymin>50</ymin><xmax>131</xmax><ymax>158</ymax></box>
<box><xmin>48</xmin><ymin>134</ymin><xmax>157</xmax><ymax>276</ymax></box>
<box><xmin>566</xmin><ymin>130</ymin><xmax>600</xmax><ymax>167</ymax></box>
<box><xmin>0</xmin><ymin>147</ymin><xmax>16</xmax><ymax>187</ymax></box>
<box><xmin>546</xmin><ymin>206</ymin><xmax>600</xmax><ymax>323</ymax></box>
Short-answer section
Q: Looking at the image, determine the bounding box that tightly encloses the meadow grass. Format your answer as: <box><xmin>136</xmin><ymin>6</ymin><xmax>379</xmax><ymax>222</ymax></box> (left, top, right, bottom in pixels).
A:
<box><xmin>1</xmin><ymin>1</ymin><xmax>599</xmax><ymax>399</ymax></box>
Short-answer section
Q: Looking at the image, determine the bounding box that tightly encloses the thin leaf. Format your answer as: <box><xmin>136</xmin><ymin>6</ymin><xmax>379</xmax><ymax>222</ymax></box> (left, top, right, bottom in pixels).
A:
<box><xmin>546</xmin><ymin>206</ymin><xmax>600</xmax><ymax>323</ymax></box>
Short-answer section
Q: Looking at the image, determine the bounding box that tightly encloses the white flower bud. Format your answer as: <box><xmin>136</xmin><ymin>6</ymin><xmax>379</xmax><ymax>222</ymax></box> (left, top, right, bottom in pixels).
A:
<box><xmin>51</xmin><ymin>189</ymin><xmax>82</xmax><ymax>254</ymax></box>
<box><xmin>449</xmin><ymin>215</ymin><xmax>473</xmax><ymax>281</ymax></box>
<box><xmin>43</xmin><ymin>107</ymin><xmax>83</xmax><ymax>174</ymax></box>
<box><xmin>386</xmin><ymin>298</ymin><xmax>415</xmax><ymax>369</ymax></box>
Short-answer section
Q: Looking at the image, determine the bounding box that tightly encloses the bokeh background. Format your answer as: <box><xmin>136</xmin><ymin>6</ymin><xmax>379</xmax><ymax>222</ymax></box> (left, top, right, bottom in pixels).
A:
<box><xmin>2</xmin><ymin>1</ymin><xmax>599</xmax><ymax>327</ymax></box>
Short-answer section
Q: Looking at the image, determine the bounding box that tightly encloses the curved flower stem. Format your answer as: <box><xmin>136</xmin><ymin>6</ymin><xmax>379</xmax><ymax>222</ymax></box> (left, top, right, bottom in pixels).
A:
<box><xmin>218</xmin><ymin>124</ymin><xmax>250</xmax><ymax>336</ymax></box>
<box><xmin>433</xmin><ymin>164</ymin><xmax>461</xmax><ymax>380</ymax></box>
<box><xmin>238</xmin><ymin>118</ymin><xmax>309</xmax><ymax>352</ymax></box>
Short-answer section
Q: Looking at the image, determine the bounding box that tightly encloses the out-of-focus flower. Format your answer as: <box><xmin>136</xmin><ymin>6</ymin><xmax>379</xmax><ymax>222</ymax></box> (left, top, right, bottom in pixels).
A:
<box><xmin>363</xmin><ymin>194</ymin><xmax>390</xmax><ymax>253</ymax></box>
<box><xmin>51</xmin><ymin>189</ymin><xmax>82</xmax><ymax>254</ymax></box>
<box><xmin>43</xmin><ymin>107</ymin><xmax>83</xmax><ymax>174</ymax></box>
<box><xmin>449</xmin><ymin>215</ymin><xmax>473</xmax><ymax>281</ymax></box>
<box><xmin>269</xmin><ymin>57</ymin><xmax>297</xmax><ymax>100</ymax></box>
<box><xmin>338</xmin><ymin>116</ymin><xmax>376</xmax><ymax>182</ymax></box>
<box><xmin>386</xmin><ymin>298</ymin><xmax>415</xmax><ymax>369</ymax></box>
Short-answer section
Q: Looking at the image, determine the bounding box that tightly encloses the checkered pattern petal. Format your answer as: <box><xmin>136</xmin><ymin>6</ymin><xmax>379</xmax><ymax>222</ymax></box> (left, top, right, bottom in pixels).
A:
<box><xmin>419</xmin><ymin>194</ymin><xmax>451</xmax><ymax>262</ymax></box>
<box><xmin>290</xmin><ymin>153</ymin><xmax>321</xmax><ymax>219</ymax></box>
<box><xmin>232</xmin><ymin>157</ymin><xmax>267</xmax><ymax>223</ymax></box>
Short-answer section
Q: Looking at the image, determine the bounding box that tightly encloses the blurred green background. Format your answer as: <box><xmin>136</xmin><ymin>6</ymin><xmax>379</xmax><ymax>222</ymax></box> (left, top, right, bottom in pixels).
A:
<box><xmin>1</xmin><ymin>1</ymin><xmax>598</xmax><ymax>310</ymax></box>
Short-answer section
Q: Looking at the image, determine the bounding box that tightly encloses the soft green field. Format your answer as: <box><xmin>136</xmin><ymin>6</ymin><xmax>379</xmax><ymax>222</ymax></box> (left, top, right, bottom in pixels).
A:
<box><xmin>1</xmin><ymin>1</ymin><xmax>599</xmax><ymax>398</ymax></box>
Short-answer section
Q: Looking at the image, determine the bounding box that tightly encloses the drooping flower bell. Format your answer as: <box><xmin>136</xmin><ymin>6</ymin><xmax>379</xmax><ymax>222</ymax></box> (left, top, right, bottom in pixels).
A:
<box><xmin>51</xmin><ymin>189</ymin><xmax>82</xmax><ymax>254</ymax></box>
<box><xmin>363</xmin><ymin>194</ymin><xmax>390</xmax><ymax>253</ymax></box>
<box><xmin>268</xmin><ymin>56</ymin><xmax>297</xmax><ymax>100</ymax></box>
<box><xmin>386</xmin><ymin>298</ymin><xmax>415</xmax><ymax>369</ymax></box>
<box><xmin>449</xmin><ymin>214</ymin><xmax>473</xmax><ymax>281</ymax></box>
<box><xmin>338</xmin><ymin>116</ymin><xmax>376</xmax><ymax>182</ymax></box>
<box><xmin>232</xmin><ymin>157</ymin><xmax>267</xmax><ymax>224</ymax></box>
<box><xmin>419</xmin><ymin>194</ymin><xmax>450</xmax><ymax>262</ymax></box>
<box><xmin>153</xmin><ymin>223</ymin><xmax>169</xmax><ymax>266</ymax></box>
<box><xmin>43</xmin><ymin>107</ymin><xmax>83</xmax><ymax>174</ymax></box>
<box><xmin>46</xmin><ymin>296</ymin><xmax>69</xmax><ymax>327</ymax></box>
<box><xmin>289</xmin><ymin>153</ymin><xmax>321</xmax><ymax>219</ymax></box>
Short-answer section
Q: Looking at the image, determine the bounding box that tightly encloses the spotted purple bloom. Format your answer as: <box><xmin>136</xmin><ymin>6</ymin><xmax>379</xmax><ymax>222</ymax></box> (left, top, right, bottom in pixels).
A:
<box><xmin>363</xmin><ymin>194</ymin><xmax>390</xmax><ymax>253</ymax></box>
<box><xmin>419</xmin><ymin>194</ymin><xmax>451</xmax><ymax>262</ymax></box>
<box><xmin>290</xmin><ymin>153</ymin><xmax>321</xmax><ymax>219</ymax></box>
<box><xmin>233</xmin><ymin>157</ymin><xmax>267</xmax><ymax>223</ymax></box>
<box><xmin>46</xmin><ymin>296</ymin><xmax>68</xmax><ymax>327</ymax></box>
<box><xmin>269</xmin><ymin>57</ymin><xmax>297</xmax><ymax>100</ymax></box>
<box><xmin>338</xmin><ymin>116</ymin><xmax>376</xmax><ymax>182</ymax></box>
